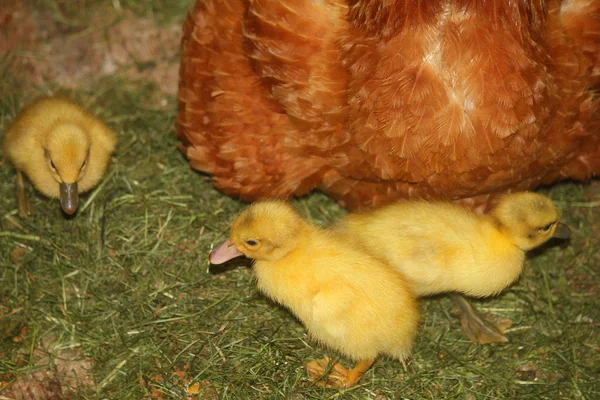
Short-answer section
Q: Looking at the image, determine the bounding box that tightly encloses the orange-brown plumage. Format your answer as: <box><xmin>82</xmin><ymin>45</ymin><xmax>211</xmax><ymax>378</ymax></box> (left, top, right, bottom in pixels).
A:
<box><xmin>177</xmin><ymin>0</ymin><xmax>600</xmax><ymax>211</ymax></box>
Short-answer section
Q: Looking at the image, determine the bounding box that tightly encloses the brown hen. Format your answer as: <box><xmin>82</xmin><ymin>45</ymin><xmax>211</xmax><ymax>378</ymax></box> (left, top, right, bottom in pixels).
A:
<box><xmin>177</xmin><ymin>0</ymin><xmax>599</xmax><ymax>212</ymax></box>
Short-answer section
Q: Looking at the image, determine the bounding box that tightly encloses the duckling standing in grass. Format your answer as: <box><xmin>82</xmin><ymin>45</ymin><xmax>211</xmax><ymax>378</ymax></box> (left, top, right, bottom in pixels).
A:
<box><xmin>3</xmin><ymin>97</ymin><xmax>117</xmax><ymax>216</ymax></box>
<box><xmin>209</xmin><ymin>201</ymin><xmax>420</xmax><ymax>388</ymax></box>
<box><xmin>334</xmin><ymin>192</ymin><xmax>571</xmax><ymax>344</ymax></box>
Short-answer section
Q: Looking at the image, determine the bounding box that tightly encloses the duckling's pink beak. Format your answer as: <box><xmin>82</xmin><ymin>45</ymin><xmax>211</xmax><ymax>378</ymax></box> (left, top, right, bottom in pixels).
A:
<box><xmin>60</xmin><ymin>182</ymin><xmax>78</xmax><ymax>215</ymax></box>
<box><xmin>209</xmin><ymin>239</ymin><xmax>244</xmax><ymax>264</ymax></box>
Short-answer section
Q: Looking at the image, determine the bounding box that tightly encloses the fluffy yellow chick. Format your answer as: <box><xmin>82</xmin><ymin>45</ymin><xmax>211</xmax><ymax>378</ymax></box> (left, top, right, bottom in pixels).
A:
<box><xmin>3</xmin><ymin>97</ymin><xmax>117</xmax><ymax>216</ymax></box>
<box><xmin>334</xmin><ymin>192</ymin><xmax>570</xmax><ymax>344</ymax></box>
<box><xmin>209</xmin><ymin>201</ymin><xmax>420</xmax><ymax>388</ymax></box>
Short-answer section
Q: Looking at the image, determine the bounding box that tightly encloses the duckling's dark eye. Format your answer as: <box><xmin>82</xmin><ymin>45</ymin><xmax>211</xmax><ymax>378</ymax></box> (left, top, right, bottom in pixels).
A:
<box><xmin>44</xmin><ymin>149</ymin><xmax>57</xmax><ymax>171</ymax></box>
<box><xmin>81</xmin><ymin>150</ymin><xmax>89</xmax><ymax>171</ymax></box>
<box><xmin>245</xmin><ymin>239</ymin><xmax>258</xmax><ymax>247</ymax></box>
<box><xmin>539</xmin><ymin>222</ymin><xmax>554</xmax><ymax>232</ymax></box>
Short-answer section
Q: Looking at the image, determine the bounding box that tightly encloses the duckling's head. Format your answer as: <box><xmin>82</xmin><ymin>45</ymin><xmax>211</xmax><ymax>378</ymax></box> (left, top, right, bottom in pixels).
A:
<box><xmin>44</xmin><ymin>123</ymin><xmax>91</xmax><ymax>214</ymax></box>
<box><xmin>491</xmin><ymin>192</ymin><xmax>570</xmax><ymax>251</ymax></box>
<box><xmin>209</xmin><ymin>201</ymin><xmax>306</xmax><ymax>264</ymax></box>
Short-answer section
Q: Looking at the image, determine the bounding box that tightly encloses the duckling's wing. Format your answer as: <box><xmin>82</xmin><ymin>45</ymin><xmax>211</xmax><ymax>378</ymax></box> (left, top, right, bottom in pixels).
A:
<box><xmin>310</xmin><ymin>285</ymin><xmax>355</xmax><ymax>340</ymax></box>
<box><xmin>90</xmin><ymin>122</ymin><xmax>117</xmax><ymax>152</ymax></box>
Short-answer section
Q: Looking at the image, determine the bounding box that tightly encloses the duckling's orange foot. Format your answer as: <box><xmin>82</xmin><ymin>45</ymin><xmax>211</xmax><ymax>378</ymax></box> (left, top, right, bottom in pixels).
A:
<box><xmin>306</xmin><ymin>358</ymin><xmax>374</xmax><ymax>389</ymax></box>
<box><xmin>450</xmin><ymin>294</ymin><xmax>512</xmax><ymax>344</ymax></box>
<box><xmin>15</xmin><ymin>171</ymin><xmax>33</xmax><ymax>218</ymax></box>
<box><xmin>306</xmin><ymin>357</ymin><xmax>349</xmax><ymax>388</ymax></box>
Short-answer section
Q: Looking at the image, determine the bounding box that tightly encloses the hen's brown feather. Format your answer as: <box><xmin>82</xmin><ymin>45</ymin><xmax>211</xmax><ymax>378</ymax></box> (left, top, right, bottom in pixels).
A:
<box><xmin>178</xmin><ymin>0</ymin><xmax>600</xmax><ymax>211</ymax></box>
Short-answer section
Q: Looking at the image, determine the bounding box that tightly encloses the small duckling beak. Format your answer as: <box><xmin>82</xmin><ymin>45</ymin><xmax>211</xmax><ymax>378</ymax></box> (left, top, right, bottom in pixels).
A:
<box><xmin>209</xmin><ymin>239</ymin><xmax>244</xmax><ymax>264</ymax></box>
<box><xmin>60</xmin><ymin>182</ymin><xmax>79</xmax><ymax>215</ymax></box>
<box><xmin>552</xmin><ymin>222</ymin><xmax>571</xmax><ymax>240</ymax></box>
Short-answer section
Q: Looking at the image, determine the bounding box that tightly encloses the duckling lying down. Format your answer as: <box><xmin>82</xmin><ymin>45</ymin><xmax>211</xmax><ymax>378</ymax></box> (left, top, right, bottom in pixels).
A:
<box><xmin>334</xmin><ymin>192</ymin><xmax>570</xmax><ymax>344</ymax></box>
<box><xmin>3</xmin><ymin>97</ymin><xmax>117</xmax><ymax>216</ymax></box>
<box><xmin>210</xmin><ymin>201</ymin><xmax>420</xmax><ymax>388</ymax></box>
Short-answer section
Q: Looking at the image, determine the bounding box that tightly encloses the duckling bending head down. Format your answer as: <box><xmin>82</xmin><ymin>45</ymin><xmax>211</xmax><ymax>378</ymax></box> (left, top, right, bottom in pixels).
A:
<box><xmin>334</xmin><ymin>192</ymin><xmax>570</xmax><ymax>344</ymax></box>
<box><xmin>210</xmin><ymin>201</ymin><xmax>420</xmax><ymax>388</ymax></box>
<box><xmin>3</xmin><ymin>97</ymin><xmax>117</xmax><ymax>216</ymax></box>
<box><xmin>490</xmin><ymin>192</ymin><xmax>571</xmax><ymax>251</ymax></box>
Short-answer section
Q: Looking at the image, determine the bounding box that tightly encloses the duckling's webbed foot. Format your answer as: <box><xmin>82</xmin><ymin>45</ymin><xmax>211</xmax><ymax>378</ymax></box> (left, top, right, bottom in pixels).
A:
<box><xmin>306</xmin><ymin>357</ymin><xmax>347</xmax><ymax>388</ymax></box>
<box><xmin>449</xmin><ymin>293</ymin><xmax>512</xmax><ymax>344</ymax></box>
<box><xmin>306</xmin><ymin>357</ymin><xmax>374</xmax><ymax>388</ymax></box>
<box><xmin>15</xmin><ymin>171</ymin><xmax>33</xmax><ymax>218</ymax></box>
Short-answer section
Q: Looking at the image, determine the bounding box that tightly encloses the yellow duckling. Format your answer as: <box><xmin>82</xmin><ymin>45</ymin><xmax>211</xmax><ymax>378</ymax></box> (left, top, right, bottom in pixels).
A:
<box><xmin>3</xmin><ymin>97</ymin><xmax>117</xmax><ymax>216</ymax></box>
<box><xmin>334</xmin><ymin>192</ymin><xmax>571</xmax><ymax>344</ymax></box>
<box><xmin>209</xmin><ymin>201</ymin><xmax>420</xmax><ymax>388</ymax></box>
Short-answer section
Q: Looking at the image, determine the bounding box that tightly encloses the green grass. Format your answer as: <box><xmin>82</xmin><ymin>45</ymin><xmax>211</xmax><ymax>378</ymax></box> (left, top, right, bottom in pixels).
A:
<box><xmin>29</xmin><ymin>0</ymin><xmax>190</xmax><ymax>27</ymax></box>
<box><xmin>0</xmin><ymin>3</ymin><xmax>599</xmax><ymax>399</ymax></box>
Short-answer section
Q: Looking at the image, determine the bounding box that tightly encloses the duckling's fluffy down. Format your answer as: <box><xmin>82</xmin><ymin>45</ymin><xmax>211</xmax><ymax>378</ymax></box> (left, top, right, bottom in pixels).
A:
<box><xmin>3</xmin><ymin>97</ymin><xmax>117</xmax><ymax>198</ymax></box>
<box><xmin>212</xmin><ymin>201</ymin><xmax>420</xmax><ymax>362</ymax></box>
<box><xmin>334</xmin><ymin>192</ymin><xmax>566</xmax><ymax>298</ymax></box>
